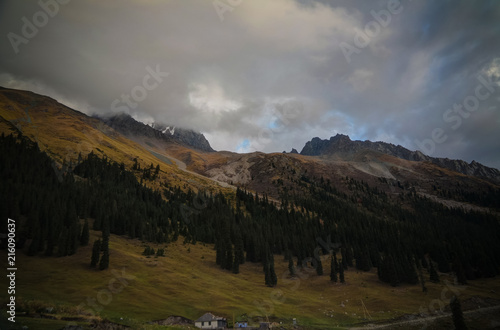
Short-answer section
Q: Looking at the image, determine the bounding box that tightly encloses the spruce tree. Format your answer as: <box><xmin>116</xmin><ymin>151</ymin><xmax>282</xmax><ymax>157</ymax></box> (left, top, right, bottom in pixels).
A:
<box><xmin>269</xmin><ymin>259</ymin><xmax>277</xmax><ymax>286</ymax></box>
<box><xmin>234</xmin><ymin>236</ymin><xmax>245</xmax><ymax>266</ymax></box>
<box><xmin>154</xmin><ymin>164</ymin><xmax>160</xmax><ymax>178</ymax></box>
<box><xmin>101</xmin><ymin>227</ymin><xmax>109</xmax><ymax>252</ymax></box>
<box><xmin>316</xmin><ymin>257</ymin><xmax>324</xmax><ymax>276</ymax></box>
<box><xmin>99</xmin><ymin>229</ymin><xmax>110</xmax><ymax>270</ymax></box>
<box><xmin>264</xmin><ymin>260</ymin><xmax>272</xmax><ymax>287</ymax></box>
<box><xmin>416</xmin><ymin>259</ymin><xmax>427</xmax><ymax>293</ymax></box>
<box><xmin>58</xmin><ymin>227</ymin><xmax>69</xmax><ymax>257</ymax></box>
<box><xmin>404</xmin><ymin>257</ymin><xmax>419</xmax><ymax>284</ymax></box>
<box><xmin>91</xmin><ymin>239</ymin><xmax>101</xmax><ymax>268</ymax></box>
<box><xmin>224</xmin><ymin>244</ymin><xmax>233</xmax><ymax>271</ymax></box>
<box><xmin>452</xmin><ymin>256</ymin><xmax>467</xmax><ymax>285</ymax></box>
<box><xmin>68</xmin><ymin>223</ymin><xmax>79</xmax><ymax>256</ymax></box>
<box><xmin>330</xmin><ymin>255</ymin><xmax>338</xmax><ymax>282</ymax></box>
<box><xmin>264</xmin><ymin>253</ymin><xmax>277</xmax><ymax>287</ymax></box>
<box><xmin>429</xmin><ymin>260</ymin><xmax>440</xmax><ymax>283</ymax></box>
<box><xmin>80</xmin><ymin>219</ymin><xmax>90</xmax><ymax>246</ymax></box>
<box><xmin>288</xmin><ymin>257</ymin><xmax>295</xmax><ymax>276</ymax></box>
<box><xmin>99</xmin><ymin>247</ymin><xmax>109</xmax><ymax>270</ymax></box>
<box><xmin>339</xmin><ymin>261</ymin><xmax>345</xmax><ymax>283</ymax></box>
<box><xmin>341</xmin><ymin>247</ymin><xmax>349</xmax><ymax>270</ymax></box>
<box><xmin>450</xmin><ymin>296</ymin><xmax>467</xmax><ymax>330</ymax></box>
<box><xmin>232</xmin><ymin>257</ymin><xmax>240</xmax><ymax>274</ymax></box>
<box><xmin>379</xmin><ymin>255</ymin><xmax>399</xmax><ymax>287</ymax></box>
<box><xmin>216</xmin><ymin>240</ymin><xmax>224</xmax><ymax>266</ymax></box>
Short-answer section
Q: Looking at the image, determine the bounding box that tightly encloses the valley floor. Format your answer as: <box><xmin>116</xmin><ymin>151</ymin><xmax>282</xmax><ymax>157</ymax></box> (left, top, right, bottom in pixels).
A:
<box><xmin>1</xmin><ymin>230</ymin><xmax>500</xmax><ymax>329</ymax></box>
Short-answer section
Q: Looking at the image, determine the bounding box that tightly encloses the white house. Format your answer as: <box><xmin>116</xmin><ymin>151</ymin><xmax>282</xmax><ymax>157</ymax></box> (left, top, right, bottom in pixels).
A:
<box><xmin>195</xmin><ymin>312</ymin><xmax>227</xmax><ymax>329</ymax></box>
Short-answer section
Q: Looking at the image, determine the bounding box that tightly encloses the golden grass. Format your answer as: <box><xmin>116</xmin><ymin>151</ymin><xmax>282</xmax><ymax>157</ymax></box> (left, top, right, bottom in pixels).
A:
<box><xmin>0</xmin><ymin>88</ymin><xmax>233</xmax><ymax>194</ymax></box>
<box><xmin>2</xmin><ymin>227</ymin><xmax>500</xmax><ymax>329</ymax></box>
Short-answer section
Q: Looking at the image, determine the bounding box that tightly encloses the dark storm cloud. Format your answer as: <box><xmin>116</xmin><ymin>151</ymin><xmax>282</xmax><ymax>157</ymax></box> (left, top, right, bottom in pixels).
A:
<box><xmin>0</xmin><ymin>0</ymin><xmax>499</xmax><ymax>168</ymax></box>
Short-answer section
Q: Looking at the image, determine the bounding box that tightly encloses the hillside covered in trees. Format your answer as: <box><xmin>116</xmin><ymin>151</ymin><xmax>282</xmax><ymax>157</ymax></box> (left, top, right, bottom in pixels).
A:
<box><xmin>2</xmin><ymin>132</ymin><xmax>499</xmax><ymax>290</ymax></box>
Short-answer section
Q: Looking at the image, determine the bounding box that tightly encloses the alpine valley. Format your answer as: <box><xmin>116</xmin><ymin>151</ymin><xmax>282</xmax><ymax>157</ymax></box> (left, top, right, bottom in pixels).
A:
<box><xmin>1</xmin><ymin>86</ymin><xmax>500</xmax><ymax>329</ymax></box>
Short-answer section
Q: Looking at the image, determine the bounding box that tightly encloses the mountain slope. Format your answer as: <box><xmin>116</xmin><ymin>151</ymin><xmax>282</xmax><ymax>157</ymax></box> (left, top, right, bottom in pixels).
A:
<box><xmin>0</xmin><ymin>87</ymin><xmax>224</xmax><ymax>193</ymax></box>
<box><xmin>2</xmin><ymin>86</ymin><xmax>500</xmax><ymax>330</ymax></box>
<box><xmin>97</xmin><ymin>113</ymin><xmax>215</xmax><ymax>152</ymax></box>
<box><xmin>299</xmin><ymin>134</ymin><xmax>500</xmax><ymax>184</ymax></box>
<box><xmin>97</xmin><ymin>111</ymin><xmax>500</xmax><ymax>213</ymax></box>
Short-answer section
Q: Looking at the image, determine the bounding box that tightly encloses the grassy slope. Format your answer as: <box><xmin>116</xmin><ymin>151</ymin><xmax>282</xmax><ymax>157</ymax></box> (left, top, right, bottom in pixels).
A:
<box><xmin>1</xmin><ymin>228</ymin><xmax>500</xmax><ymax>329</ymax></box>
<box><xmin>0</xmin><ymin>88</ymin><xmax>230</xmax><ymax>195</ymax></box>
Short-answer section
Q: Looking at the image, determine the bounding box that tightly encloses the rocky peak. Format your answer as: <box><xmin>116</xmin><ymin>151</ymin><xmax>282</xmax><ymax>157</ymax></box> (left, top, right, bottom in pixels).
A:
<box><xmin>299</xmin><ymin>134</ymin><xmax>500</xmax><ymax>183</ymax></box>
<box><xmin>96</xmin><ymin>113</ymin><xmax>215</xmax><ymax>152</ymax></box>
<box><xmin>150</xmin><ymin>122</ymin><xmax>214</xmax><ymax>152</ymax></box>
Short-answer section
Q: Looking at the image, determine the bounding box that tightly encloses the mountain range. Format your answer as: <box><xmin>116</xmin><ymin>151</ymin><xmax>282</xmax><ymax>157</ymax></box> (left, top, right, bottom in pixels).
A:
<box><xmin>1</xmin><ymin>85</ymin><xmax>499</xmax><ymax>210</ymax></box>
<box><xmin>96</xmin><ymin>111</ymin><xmax>500</xmax><ymax>188</ymax></box>
<box><xmin>298</xmin><ymin>134</ymin><xmax>500</xmax><ymax>184</ymax></box>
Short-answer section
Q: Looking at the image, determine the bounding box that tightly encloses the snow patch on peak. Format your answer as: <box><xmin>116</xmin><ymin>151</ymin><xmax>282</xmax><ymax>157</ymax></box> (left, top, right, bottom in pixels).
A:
<box><xmin>162</xmin><ymin>126</ymin><xmax>175</xmax><ymax>135</ymax></box>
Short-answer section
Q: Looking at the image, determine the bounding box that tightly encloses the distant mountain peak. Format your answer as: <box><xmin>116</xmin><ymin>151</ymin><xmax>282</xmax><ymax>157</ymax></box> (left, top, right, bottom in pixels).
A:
<box><xmin>330</xmin><ymin>133</ymin><xmax>350</xmax><ymax>141</ymax></box>
<box><xmin>97</xmin><ymin>113</ymin><xmax>215</xmax><ymax>152</ymax></box>
<box><xmin>299</xmin><ymin>134</ymin><xmax>500</xmax><ymax>183</ymax></box>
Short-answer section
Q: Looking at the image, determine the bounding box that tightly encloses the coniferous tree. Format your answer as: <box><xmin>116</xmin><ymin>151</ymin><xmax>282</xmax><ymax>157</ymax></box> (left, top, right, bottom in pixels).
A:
<box><xmin>416</xmin><ymin>258</ymin><xmax>427</xmax><ymax>293</ymax></box>
<box><xmin>215</xmin><ymin>240</ymin><xmax>224</xmax><ymax>266</ymax></box>
<box><xmin>154</xmin><ymin>164</ymin><xmax>160</xmax><ymax>179</ymax></box>
<box><xmin>316</xmin><ymin>257</ymin><xmax>324</xmax><ymax>276</ymax></box>
<box><xmin>341</xmin><ymin>247</ymin><xmax>350</xmax><ymax>270</ymax></box>
<box><xmin>80</xmin><ymin>219</ymin><xmax>90</xmax><ymax>246</ymax></box>
<box><xmin>58</xmin><ymin>227</ymin><xmax>69</xmax><ymax>257</ymax></box>
<box><xmin>269</xmin><ymin>259</ymin><xmax>277</xmax><ymax>286</ymax></box>
<box><xmin>224</xmin><ymin>244</ymin><xmax>233</xmax><ymax>271</ymax></box>
<box><xmin>45</xmin><ymin>218</ymin><xmax>56</xmax><ymax>256</ymax></box>
<box><xmin>421</xmin><ymin>256</ymin><xmax>428</xmax><ymax>269</ymax></box>
<box><xmin>264</xmin><ymin>259</ymin><xmax>272</xmax><ymax>287</ymax></box>
<box><xmin>101</xmin><ymin>226</ymin><xmax>110</xmax><ymax>252</ymax></box>
<box><xmin>403</xmin><ymin>257</ymin><xmax>419</xmax><ymax>284</ymax></box>
<box><xmin>379</xmin><ymin>255</ymin><xmax>399</xmax><ymax>287</ymax></box>
<box><xmin>68</xmin><ymin>222</ymin><xmax>79</xmax><ymax>256</ymax></box>
<box><xmin>288</xmin><ymin>257</ymin><xmax>295</xmax><ymax>276</ymax></box>
<box><xmin>429</xmin><ymin>260</ymin><xmax>440</xmax><ymax>283</ymax></box>
<box><xmin>330</xmin><ymin>255</ymin><xmax>338</xmax><ymax>282</ymax></box>
<box><xmin>143</xmin><ymin>246</ymin><xmax>155</xmax><ymax>256</ymax></box>
<box><xmin>435</xmin><ymin>251</ymin><xmax>451</xmax><ymax>273</ymax></box>
<box><xmin>234</xmin><ymin>235</ymin><xmax>245</xmax><ymax>266</ymax></box>
<box><xmin>90</xmin><ymin>239</ymin><xmax>101</xmax><ymax>268</ymax></box>
<box><xmin>232</xmin><ymin>257</ymin><xmax>240</xmax><ymax>274</ymax></box>
<box><xmin>450</xmin><ymin>296</ymin><xmax>467</xmax><ymax>330</ymax></box>
<box><xmin>99</xmin><ymin>229</ymin><xmax>110</xmax><ymax>270</ymax></box>
<box><xmin>264</xmin><ymin>252</ymin><xmax>277</xmax><ymax>287</ymax></box>
<box><xmin>99</xmin><ymin>247</ymin><xmax>109</xmax><ymax>270</ymax></box>
<box><xmin>452</xmin><ymin>256</ymin><xmax>467</xmax><ymax>285</ymax></box>
<box><xmin>339</xmin><ymin>260</ymin><xmax>345</xmax><ymax>283</ymax></box>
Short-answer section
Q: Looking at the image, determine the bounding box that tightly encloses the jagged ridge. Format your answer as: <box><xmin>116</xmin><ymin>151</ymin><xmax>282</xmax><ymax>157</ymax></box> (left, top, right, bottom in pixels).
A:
<box><xmin>300</xmin><ymin>134</ymin><xmax>500</xmax><ymax>183</ymax></box>
<box><xmin>96</xmin><ymin>113</ymin><xmax>214</xmax><ymax>152</ymax></box>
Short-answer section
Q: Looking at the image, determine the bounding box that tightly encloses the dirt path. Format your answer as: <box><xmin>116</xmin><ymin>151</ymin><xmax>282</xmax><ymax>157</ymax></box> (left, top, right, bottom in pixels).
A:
<box><xmin>350</xmin><ymin>305</ymin><xmax>500</xmax><ymax>329</ymax></box>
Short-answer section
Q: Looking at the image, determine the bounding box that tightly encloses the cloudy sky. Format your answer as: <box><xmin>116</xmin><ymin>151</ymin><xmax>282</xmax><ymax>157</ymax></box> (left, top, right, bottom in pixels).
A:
<box><xmin>1</xmin><ymin>0</ymin><xmax>499</xmax><ymax>168</ymax></box>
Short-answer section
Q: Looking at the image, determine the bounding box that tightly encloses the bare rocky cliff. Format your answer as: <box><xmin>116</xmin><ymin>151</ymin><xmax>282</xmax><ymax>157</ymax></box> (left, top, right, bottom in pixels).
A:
<box><xmin>300</xmin><ymin>134</ymin><xmax>500</xmax><ymax>183</ymax></box>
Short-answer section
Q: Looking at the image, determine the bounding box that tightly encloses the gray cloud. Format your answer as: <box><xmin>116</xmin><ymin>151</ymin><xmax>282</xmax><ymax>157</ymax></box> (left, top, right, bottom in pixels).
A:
<box><xmin>0</xmin><ymin>0</ymin><xmax>499</xmax><ymax>168</ymax></box>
